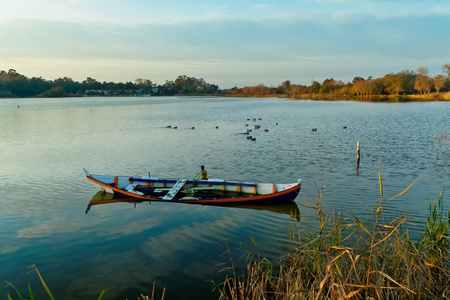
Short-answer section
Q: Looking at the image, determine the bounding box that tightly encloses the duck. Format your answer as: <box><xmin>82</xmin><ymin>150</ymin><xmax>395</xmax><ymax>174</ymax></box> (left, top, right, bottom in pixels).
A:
<box><xmin>166</xmin><ymin>125</ymin><xmax>171</xmax><ymax>128</ymax></box>
<box><xmin>312</xmin><ymin>128</ymin><xmax>317</xmax><ymax>132</ymax></box>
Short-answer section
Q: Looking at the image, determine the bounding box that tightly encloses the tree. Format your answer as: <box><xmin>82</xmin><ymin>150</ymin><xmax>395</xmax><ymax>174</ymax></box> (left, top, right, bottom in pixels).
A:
<box><xmin>310</xmin><ymin>81</ymin><xmax>321</xmax><ymax>94</ymax></box>
<box><xmin>434</xmin><ymin>75</ymin><xmax>446</xmax><ymax>94</ymax></box>
<box><xmin>352</xmin><ymin>78</ymin><xmax>366</xmax><ymax>96</ymax></box>
<box><xmin>414</xmin><ymin>67</ymin><xmax>432</xmax><ymax>95</ymax></box>
<box><xmin>399</xmin><ymin>70</ymin><xmax>416</xmax><ymax>94</ymax></box>
<box><xmin>278</xmin><ymin>80</ymin><xmax>291</xmax><ymax>94</ymax></box>
<box><xmin>204</xmin><ymin>83</ymin><xmax>219</xmax><ymax>94</ymax></box>
<box><xmin>384</xmin><ymin>70</ymin><xmax>416</xmax><ymax>95</ymax></box>
<box><xmin>54</xmin><ymin>77</ymin><xmax>81</xmax><ymax>94</ymax></box>
<box><xmin>372</xmin><ymin>78</ymin><xmax>385</xmax><ymax>96</ymax></box>
<box><xmin>120</xmin><ymin>81</ymin><xmax>136</xmax><ymax>94</ymax></box>
<box><xmin>442</xmin><ymin>63</ymin><xmax>450</xmax><ymax>79</ymax></box>
<box><xmin>321</xmin><ymin>78</ymin><xmax>336</xmax><ymax>94</ymax></box>
<box><xmin>82</xmin><ymin>77</ymin><xmax>102</xmax><ymax>91</ymax></box>
<box><xmin>0</xmin><ymin>70</ymin><xmax>7</xmax><ymax>80</ymax></box>
<box><xmin>352</xmin><ymin>76</ymin><xmax>364</xmax><ymax>84</ymax></box>
<box><xmin>290</xmin><ymin>84</ymin><xmax>307</xmax><ymax>96</ymax></box>
<box><xmin>29</xmin><ymin>77</ymin><xmax>49</xmax><ymax>95</ymax></box>
<box><xmin>385</xmin><ymin>74</ymin><xmax>403</xmax><ymax>95</ymax></box>
<box><xmin>253</xmin><ymin>84</ymin><xmax>270</xmax><ymax>96</ymax></box>
<box><xmin>414</xmin><ymin>75</ymin><xmax>432</xmax><ymax>94</ymax></box>
<box><xmin>135</xmin><ymin>78</ymin><xmax>153</xmax><ymax>94</ymax></box>
<box><xmin>38</xmin><ymin>86</ymin><xmax>67</xmax><ymax>97</ymax></box>
<box><xmin>7</xmin><ymin>71</ymin><xmax>32</xmax><ymax>97</ymax></box>
<box><xmin>7</xmin><ymin>69</ymin><xmax>19</xmax><ymax>78</ymax></box>
<box><xmin>162</xmin><ymin>80</ymin><xmax>177</xmax><ymax>94</ymax></box>
<box><xmin>417</xmin><ymin>67</ymin><xmax>429</xmax><ymax>77</ymax></box>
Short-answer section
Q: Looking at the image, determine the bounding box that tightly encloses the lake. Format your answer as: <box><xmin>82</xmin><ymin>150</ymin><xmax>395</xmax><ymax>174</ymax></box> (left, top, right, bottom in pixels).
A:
<box><xmin>1</xmin><ymin>96</ymin><xmax>449</xmax><ymax>299</ymax></box>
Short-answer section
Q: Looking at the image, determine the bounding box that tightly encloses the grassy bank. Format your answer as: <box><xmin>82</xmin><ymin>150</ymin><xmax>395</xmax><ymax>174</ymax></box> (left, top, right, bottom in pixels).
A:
<box><xmin>219</xmin><ymin>175</ymin><xmax>450</xmax><ymax>299</ymax></box>
<box><xmin>222</xmin><ymin>91</ymin><xmax>450</xmax><ymax>101</ymax></box>
<box><xmin>285</xmin><ymin>91</ymin><xmax>450</xmax><ymax>101</ymax></box>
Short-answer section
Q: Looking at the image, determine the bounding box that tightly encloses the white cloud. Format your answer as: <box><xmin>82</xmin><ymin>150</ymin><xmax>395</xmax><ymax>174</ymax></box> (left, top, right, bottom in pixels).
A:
<box><xmin>1</xmin><ymin>1</ymin><xmax>450</xmax><ymax>87</ymax></box>
<box><xmin>15</xmin><ymin>217</ymin><xmax>159</xmax><ymax>238</ymax></box>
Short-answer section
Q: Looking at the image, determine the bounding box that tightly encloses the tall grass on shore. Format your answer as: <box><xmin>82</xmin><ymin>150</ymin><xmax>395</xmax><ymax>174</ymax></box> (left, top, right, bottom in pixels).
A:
<box><xmin>219</xmin><ymin>171</ymin><xmax>450</xmax><ymax>299</ymax></box>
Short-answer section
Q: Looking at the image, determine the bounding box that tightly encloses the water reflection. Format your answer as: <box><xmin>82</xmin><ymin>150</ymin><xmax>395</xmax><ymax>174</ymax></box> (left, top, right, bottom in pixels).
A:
<box><xmin>2</xmin><ymin>97</ymin><xmax>450</xmax><ymax>300</ymax></box>
<box><xmin>86</xmin><ymin>191</ymin><xmax>300</xmax><ymax>221</ymax></box>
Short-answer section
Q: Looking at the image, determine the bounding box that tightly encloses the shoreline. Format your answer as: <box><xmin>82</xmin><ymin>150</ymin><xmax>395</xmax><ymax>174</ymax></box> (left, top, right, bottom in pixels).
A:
<box><xmin>3</xmin><ymin>92</ymin><xmax>450</xmax><ymax>102</ymax></box>
<box><xmin>225</xmin><ymin>92</ymin><xmax>450</xmax><ymax>102</ymax></box>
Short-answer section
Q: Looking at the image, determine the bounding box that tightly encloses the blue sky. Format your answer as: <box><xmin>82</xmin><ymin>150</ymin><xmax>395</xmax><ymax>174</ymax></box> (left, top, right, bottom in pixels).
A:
<box><xmin>1</xmin><ymin>0</ymin><xmax>450</xmax><ymax>88</ymax></box>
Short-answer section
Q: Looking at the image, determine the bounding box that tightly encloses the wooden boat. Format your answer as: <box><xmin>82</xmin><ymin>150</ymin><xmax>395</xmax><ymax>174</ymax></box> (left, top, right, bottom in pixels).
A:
<box><xmin>83</xmin><ymin>168</ymin><xmax>301</xmax><ymax>205</ymax></box>
<box><xmin>85</xmin><ymin>191</ymin><xmax>301</xmax><ymax>220</ymax></box>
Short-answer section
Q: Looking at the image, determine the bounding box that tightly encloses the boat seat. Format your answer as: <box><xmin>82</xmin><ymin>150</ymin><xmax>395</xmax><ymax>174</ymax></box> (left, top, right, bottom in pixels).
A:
<box><xmin>163</xmin><ymin>179</ymin><xmax>188</xmax><ymax>200</ymax></box>
<box><xmin>125</xmin><ymin>182</ymin><xmax>139</xmax><ymax>192</ymax></box>
<box><xmin>124</xmin><ymin>182</ymin><xmax>144</xmax><ymax>195</ymax></box>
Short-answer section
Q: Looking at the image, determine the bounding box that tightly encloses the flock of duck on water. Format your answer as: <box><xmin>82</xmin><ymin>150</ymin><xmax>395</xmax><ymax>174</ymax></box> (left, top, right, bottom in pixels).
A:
<box><xmin>165</xmin><ymin>117</ymin><xmax>267</xmax><ymax>141</ymax></box>
<box><xmin>165</xmin><ymin>119</ymin><xmax>348</xmax><ymax>141</ymax></box>
<box><xmin>242</xmin><ymin>118</ymin><xmax>268</xmax><ymax>141</ymax></box>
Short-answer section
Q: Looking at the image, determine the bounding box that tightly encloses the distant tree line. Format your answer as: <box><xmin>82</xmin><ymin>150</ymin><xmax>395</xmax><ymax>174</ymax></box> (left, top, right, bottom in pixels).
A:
<box><xmin>0</xmin><ymin>70</ymin><xmax>219</xmax><ymax>98</ymax></box>
<box><xmin>225</xmin><ymin>64</ymin><xmax>450</xmax><ymax>99</ymax></box>
<box><xmin>2</xmin><ymin>64</ymin><xmax>450</xmax><ymax>99</ymax></box>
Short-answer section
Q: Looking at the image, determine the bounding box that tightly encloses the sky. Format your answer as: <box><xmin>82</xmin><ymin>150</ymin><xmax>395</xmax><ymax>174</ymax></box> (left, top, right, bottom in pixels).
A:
<box><xmin>1</xmin><ymin>0</ymin><xmax>450</xmax><ymax>88</ymax></box>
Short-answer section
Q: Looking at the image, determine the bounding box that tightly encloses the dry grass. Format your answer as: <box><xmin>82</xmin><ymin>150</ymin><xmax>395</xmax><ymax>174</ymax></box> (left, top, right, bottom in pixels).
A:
<box><xmin>138</xmin><ymin>283</ymin><xmax>166</xmax><ymax>300</ymax></box>
<box><xmin>218</xmin><ymin>167</ymin><xmax>450</xmax><ymax>299</ymax></box>
<box><xmin>439</xmin><ymin>92</ymin><xmax>450</xmax><ymax>100</ymax></box>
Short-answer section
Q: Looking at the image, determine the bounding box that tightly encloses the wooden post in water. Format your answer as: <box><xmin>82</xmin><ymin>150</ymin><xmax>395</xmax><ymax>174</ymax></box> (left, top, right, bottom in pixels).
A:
<box><xmin>357</xmin><ymin>141</ymin><xmax>360</xmax><ymax>160</ymax></box>
<box><xmin>356</xmin><ymin>141</ymin><xmax>360</xmax><ymax>178</ymax></box>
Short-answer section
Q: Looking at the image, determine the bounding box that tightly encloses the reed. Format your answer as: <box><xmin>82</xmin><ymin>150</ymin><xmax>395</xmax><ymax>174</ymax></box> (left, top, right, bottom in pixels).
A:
<box><xmin>218</xmin><ymin>169</ymin><xmax>450</xmax><ymax>299</ymax></box>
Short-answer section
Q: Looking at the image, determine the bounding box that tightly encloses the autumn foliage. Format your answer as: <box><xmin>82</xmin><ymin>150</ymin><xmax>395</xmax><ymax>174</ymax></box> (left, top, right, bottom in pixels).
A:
<box><xmin>226</xmin><ymin>64</ymin><xmax>450</xmax><ymax>100</ymax></box>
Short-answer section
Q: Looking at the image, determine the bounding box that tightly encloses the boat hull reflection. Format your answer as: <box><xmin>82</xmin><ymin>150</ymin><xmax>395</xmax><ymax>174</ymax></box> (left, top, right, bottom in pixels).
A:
<box><xmin>86</xmin><ymin>191</ymin><xmax>300</xmax><ymax>221</ymax></box>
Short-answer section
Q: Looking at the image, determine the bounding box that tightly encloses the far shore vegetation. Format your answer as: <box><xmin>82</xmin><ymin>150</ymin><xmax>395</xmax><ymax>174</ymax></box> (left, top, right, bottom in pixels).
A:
<box><xmin>2</xmin><ymin>63</ymin><xmax>450</xmax><ymax>101</ymax></box>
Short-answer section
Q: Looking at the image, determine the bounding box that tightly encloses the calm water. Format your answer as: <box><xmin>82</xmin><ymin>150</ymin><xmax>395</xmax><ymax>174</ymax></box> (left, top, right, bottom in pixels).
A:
<box><xmin>1</xmin><ymin>97</ymin><xmax>449</xmax><ymax>299</ymax></box>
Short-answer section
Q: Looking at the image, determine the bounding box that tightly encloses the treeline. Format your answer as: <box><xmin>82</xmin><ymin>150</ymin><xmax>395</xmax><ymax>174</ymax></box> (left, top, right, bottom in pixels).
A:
<box><xmin>0</xmin><ymin>70</ymin><xmax>219</xmax><ymax>98</ymax></box>
<box><xmin>3</xmin><ymin>64</ymin><xmax>450</xmax><ymax>99</ymax></box>
<box><xmin>226</xmin><ymin>64</ymin><xmax>450</xmax><ymax>99</ymax></box>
